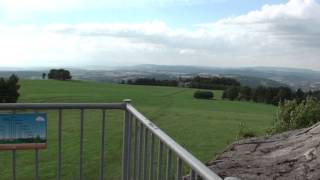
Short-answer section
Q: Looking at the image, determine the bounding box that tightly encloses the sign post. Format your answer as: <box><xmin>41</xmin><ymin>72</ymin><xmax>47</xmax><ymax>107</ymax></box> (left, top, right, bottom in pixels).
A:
<box><xmin>0</xmin><ymin>113</ymin><xmax>47</xmax><ymax>150</ymax></box>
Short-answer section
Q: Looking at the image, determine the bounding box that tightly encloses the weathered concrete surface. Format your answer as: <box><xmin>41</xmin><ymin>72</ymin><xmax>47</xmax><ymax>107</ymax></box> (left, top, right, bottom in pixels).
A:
<box><xmin>207</xmin><ymin>123</ymin><xmax>320</xmax><ymax>180</ymax></box>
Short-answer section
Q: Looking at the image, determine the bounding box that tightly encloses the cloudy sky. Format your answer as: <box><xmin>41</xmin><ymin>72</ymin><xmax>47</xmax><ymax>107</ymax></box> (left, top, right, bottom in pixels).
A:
<box><xmin>0</xmin><ymin>0</ymin><xmax>319</xmax><ymax>70</ymax></box>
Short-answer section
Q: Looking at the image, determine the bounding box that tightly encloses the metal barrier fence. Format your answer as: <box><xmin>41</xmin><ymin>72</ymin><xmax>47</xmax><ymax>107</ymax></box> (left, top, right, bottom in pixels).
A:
<box><xmin>0</xmin><ymin>101</ymin><xmax>222</xmax><ymax>180</ymax></box>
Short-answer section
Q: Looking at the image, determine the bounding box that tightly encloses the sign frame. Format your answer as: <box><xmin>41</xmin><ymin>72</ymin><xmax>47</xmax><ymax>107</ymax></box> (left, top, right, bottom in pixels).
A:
<box><xmin>0</xmin><ymin>113</ymin><xmax>47</xmax><ymax>151</ymax></box>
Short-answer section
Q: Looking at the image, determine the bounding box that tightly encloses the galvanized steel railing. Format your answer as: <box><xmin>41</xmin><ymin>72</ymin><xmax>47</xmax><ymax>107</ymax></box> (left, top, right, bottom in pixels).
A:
<box><xmin>0</xmin><ymin>100</ymin><xmax>222</xmax><ymax>180</ymax></box>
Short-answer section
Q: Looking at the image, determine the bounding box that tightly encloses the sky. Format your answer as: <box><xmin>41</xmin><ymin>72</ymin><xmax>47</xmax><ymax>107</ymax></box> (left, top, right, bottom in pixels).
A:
<box><xmin>0</xmin><ymin>0</ymin><xmax>319</xmax><ymax>70</ymax></box>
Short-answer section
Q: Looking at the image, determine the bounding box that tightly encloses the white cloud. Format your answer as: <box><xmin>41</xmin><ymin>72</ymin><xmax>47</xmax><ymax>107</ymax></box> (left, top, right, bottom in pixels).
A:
<box><xmin>0</xmin><ymin>0</ymin><xmax>319</xmax><ymax>69</ymax></box>
<box><xmin>0</xmin><ymin>0</ymin><xmax>225</xmax><ymax>18</ymax></box>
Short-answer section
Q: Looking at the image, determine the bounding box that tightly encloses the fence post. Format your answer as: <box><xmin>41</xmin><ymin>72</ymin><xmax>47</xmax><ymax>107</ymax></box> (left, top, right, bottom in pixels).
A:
<box><xmin>122</xmin><ymin>99</ymin><xmax>132</xmax><ymax>180</ymax></box>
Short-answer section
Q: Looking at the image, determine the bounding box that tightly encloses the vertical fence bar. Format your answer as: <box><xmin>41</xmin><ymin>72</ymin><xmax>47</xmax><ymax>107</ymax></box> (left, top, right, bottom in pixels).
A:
<box><xmin>137</xmin><ymin>123</ymin><xmax>143</xmax><ymax>180</ymax></box>
<box><xmin>79</xmin><ymin>109</ymin><xmax>84</xmax><ymax>180</ymax></box>
<box><xmin>157</xmin><ymin>141</ymin><xmax>163</xmax><ymax>180</ymax></box>
<box><xmin>35</xmin><ymin>149</ymin><xmax>39</xmax><ymax>180</ymax></box>
<box><xmin>143</xmin><ymin>128</ymin><xmax>148</xmax><ymax>180</ymax></box>
<box><xmin>34</xmin><ymin>110</ymin><xmax>39</xmax><ymax>180</ymax></box>
<box><xmin>133</xmin><ymin>119</ymin><xmax>139</xmax><ymax>180</ymax></box>
<box><xmin>176</xmin><ymin>157</ymin><xmax>182</xmax><ymax>180</ymax></box>
<box><xmin>127</xmin><ymin>113</ymin><xmax>132</xmax><ymax>179</ymax></box>
<box><xmin>57</xmin><ymin>109</ymin><xmax>62</xmax><ymax>180</ymax></box>
<box><xmin>99</xmin><ymin>109</ymin><xmax>106</xmax><ymax>180</ymax></box>
<box><xmin>133</xmin><ymin>119</ymin><xmax>139</xmax><ymax>179</ymax></box>
<box><xmin>149</xmin><ymin>133</ymin><xmax>155</xmax><ymax>180</ymax></box>
<box><xmin>12</xmin><ymin>150</ymin><xmax>16</xmax><ymax>180</ymax></box>
<box><xmin>190</xmin><ymin>169</ymin><xmax>196</xmax><ymax>180</ymax></box>
<box><xmin>12</xmin><ymin>110</ymin><xmax>16</xmax><ymax>180</ymax></box>
<box><xmin>165</xmin><ymin>149</ymin><xmax>172</xmax><ymax>180</ymax></box>
<box><xmin>122</xmin><ymin>107</ymin><xmax>130</xmax><ymax>180</ymax></box>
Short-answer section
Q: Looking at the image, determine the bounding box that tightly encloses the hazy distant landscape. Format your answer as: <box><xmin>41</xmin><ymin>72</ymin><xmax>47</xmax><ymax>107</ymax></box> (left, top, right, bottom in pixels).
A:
<box><xmin>1</xmin><ymin>65</ymin><xmax>320</xmax><ymax>91</ymax></box>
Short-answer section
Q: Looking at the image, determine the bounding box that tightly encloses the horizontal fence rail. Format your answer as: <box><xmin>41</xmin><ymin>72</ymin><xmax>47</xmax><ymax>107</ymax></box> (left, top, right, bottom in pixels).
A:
<box><xmin>0</xmin><ymin>101</ymin><xmax>222</xmax><ymax>180</ymax></box>
<box><xmin>0</xmin><ymin>103</ymin><xmax>126</xmax><ymax>110</ymax></box>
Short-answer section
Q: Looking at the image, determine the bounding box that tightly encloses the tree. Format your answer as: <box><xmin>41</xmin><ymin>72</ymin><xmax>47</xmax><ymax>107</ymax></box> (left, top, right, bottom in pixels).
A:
<box><xmin>0</xmin><ymin>74</ymin><xmax>20</xmax><ymax>103</ymax></box>
<box><xmin>0</xmin><ymin>78</ymin><xmax>6</xmax><ymax>103</ymax></box>
<box><xmin>275</xmin><ymin>87</ymin><xmax>293</xmax><ymax>104</ymax></box>
<box><xmin>252</xmin><ymin>86</ymin><xmax>266</xmax><ymax>103</ymax></box>
<box><xmin>223</xmin><ymin>86</ymin><xmax>239</xmax><ymax>101</ymax></box>
<box><xmin>5</xmin><ymin>75</ymin><xmax>20</xmax><ymax>103</ymax></box>
<box><xmin>48</xmin><ymin>69</ymin><xmax>72</xmax><ymax>80</ymax></box>
<box><xmin>294</xmin><ymin>89</ymin><xmax>305</xmax><ymax>103</ymax></box>
<box><xmin>239</xmin><ymin>86</ymin><xmax>252</xmax><ymax>101</ymax></box>
<box><xmin>42</xmin><ymin>73</ymin><xmax>46</xmax><ymax>79</ymax></box>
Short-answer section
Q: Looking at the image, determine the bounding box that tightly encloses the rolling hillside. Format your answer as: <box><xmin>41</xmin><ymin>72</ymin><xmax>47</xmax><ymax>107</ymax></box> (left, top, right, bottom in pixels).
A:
<box><xmin>0</xmin><ymin>80</ymin><xmax>276</xmax><ymax>179</ymax></box>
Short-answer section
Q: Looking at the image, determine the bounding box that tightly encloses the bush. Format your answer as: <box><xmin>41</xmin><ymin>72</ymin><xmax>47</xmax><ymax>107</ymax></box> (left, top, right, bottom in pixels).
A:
<box><xmin>237</xmin><ymin>122</ymin><xmax>257</xmax><ymax>139</ymax></box>
<box><xmin>271</xmin><ymin>97</ymin><xmax>320</xmax><ymax>133</ymax></box>
<box><xmin>193</xmin><ymin>91</ymin><xmax>214</xmax><ymax>100</ymax></box>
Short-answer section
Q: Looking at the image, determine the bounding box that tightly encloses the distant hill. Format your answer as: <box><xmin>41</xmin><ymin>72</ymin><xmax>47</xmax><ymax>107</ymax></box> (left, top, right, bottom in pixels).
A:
<box><xmin>117</xmin><ymin>65</ymin><xmax>320</xmax><ymax>90</ymax></box>
<box><xmin>0</xmin><ymin>71</ymin><xmax>44</xmax><ymax>80</ymax></box>
<box><xmin>1</xmin><ymin>64</ymin><xmax>319</xmax><ymax>90</ymax></box>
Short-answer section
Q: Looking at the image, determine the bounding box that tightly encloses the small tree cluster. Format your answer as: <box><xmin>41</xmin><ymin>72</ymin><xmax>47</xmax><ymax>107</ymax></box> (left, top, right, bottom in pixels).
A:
<box><xmin>193</xmin><ymin>91</ymin><xmax>214</xmax><ymax>100</ymax></box>
<box><xmin>271</xmin><ymin>97</ymin><xmax>320</xmax><ymax>133</ymax></box>
<box><xmin>48</xmin><ymin>69</ymin><xmax>72</xmax><ymax>81</ymax></box>
<box><xmin>223</xmin><ymin>86</ymin><xmax>308</xmax><ymax>106</ymax></box>
<box><xmin>0</xmin><ymin>74</ymin><xmax>20</xmax><ymax>103</ymax></box>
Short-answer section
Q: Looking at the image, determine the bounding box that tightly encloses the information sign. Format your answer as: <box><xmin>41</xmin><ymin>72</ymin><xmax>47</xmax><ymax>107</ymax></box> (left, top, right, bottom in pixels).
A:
<box><xmin>0</xmin><ymin>113</ymin><xmax>47</xmax><ymax>150</ymax></box>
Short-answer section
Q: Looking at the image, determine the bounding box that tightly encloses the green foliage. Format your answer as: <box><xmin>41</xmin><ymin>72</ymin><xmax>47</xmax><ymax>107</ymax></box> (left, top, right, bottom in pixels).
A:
<box><xmin>189</xmin><ymin>76</ymin><xmax>241</xmax><ymax>90</ymax></box>
<box><xmin>128</xmin><ymin>78</ymin><xmax>178</xmax><ymax>87</ymax></box>
<box><xmin>223</xmin><ymin>85</ymin><xmax>296</xmax><ymax>106</ymax></box>
<box><xmin>42</xmin><ymin>73</ymin><xmax>46</xmax><ymax>79</ymax></box>
<box><xmin>272</xmin><ymin>97</ymin><xmax>320</xmax><ymax>133</ymax></box>
<box><xmin>237</xmin><ymin>122</ymin><xmax>257</xmax><ymax>139</ymax></box>
<box><xmin>127</xmin><ymin>76</ymin><xmax>241</xmax><ymax>90</ymax></box>
<box><xmin>193</xmin><ymin>90</ymin><xmax>214</xmax><ymax>100</ymax></box>
<box><xmin>223</xmin><ymin>86</ymin><xmax>239</xmax><ymax>100</ymax></box>
<box><xmin>0</xmin><ymin>74</ymin><xmax>20</xmax><ymax>103</ymax></box>
<box><xmin>48</xmin><ymin>69</ymin><xmax>72</xmax><ymax>80</ymax></box>
<box><xmin>294</xmin><ymin>88</ymin><xmax>305</xmax><ymax>103</ymax></box>
<box><xmin>239</xmin><ymin>86</ymin><xmax>252</xmax><ymax>101</ymax></box>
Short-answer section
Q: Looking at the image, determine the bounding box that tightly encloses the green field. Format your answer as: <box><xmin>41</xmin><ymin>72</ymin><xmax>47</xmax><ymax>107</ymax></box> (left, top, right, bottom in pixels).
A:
<box><xmin>0</xmin><ymin>80</ymin><xmax>276</xmax><ymax>179</ymax></box>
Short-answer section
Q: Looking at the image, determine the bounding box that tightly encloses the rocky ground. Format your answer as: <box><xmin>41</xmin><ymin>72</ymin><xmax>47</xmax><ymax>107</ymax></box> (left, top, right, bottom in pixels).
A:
<box><xmin>207</xmin><ymin>123</ymin><xmax>320</xmax><ymax>180</ymax></box>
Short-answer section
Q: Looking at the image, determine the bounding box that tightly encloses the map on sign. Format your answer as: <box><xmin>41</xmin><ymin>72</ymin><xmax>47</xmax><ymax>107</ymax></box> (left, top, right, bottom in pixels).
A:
<box><xmin>0</xmin><ymin>113</ymin><xmax>47</xmax><ymax>150</ymax></box>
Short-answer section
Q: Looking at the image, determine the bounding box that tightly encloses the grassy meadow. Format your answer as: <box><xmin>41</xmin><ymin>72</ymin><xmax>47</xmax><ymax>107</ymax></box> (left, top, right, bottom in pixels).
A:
<box><xmin>0</xmin><ymin>80</ymin><xmax>276</xmax><ymax>179</ymax></box>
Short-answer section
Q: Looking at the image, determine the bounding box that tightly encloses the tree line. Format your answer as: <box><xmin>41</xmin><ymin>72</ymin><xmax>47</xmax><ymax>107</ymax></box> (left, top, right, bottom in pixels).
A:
<box><xmin>188</xmin><ymin>76</ymin><xmax>240</xmax><ymax>90</ymax></box>
<box><xmin>222</xmin><ymin>85</ymin><xmax>317</xmax><ymax>106</ymax></box>
<box><xmin>125</xmin><ymin>78</ymin><xmax>178</xmax><ymax>87</ymax></box>
<box><xmin>0</xmin><ymin>75</ymin><xmax>20</xmax><ymax>103</ymax></box>
<box><xmin>124</xmin><ymin>76</ymin><xmax>240</xmax><ymax>90</ymax></box>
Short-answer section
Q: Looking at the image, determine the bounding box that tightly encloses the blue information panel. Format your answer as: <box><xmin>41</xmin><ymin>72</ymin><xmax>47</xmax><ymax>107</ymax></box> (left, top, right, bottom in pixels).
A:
<box><xmin>0</xmin><ymin>113</ymin><xmax>47</xmax><ymax>150</ymax></box>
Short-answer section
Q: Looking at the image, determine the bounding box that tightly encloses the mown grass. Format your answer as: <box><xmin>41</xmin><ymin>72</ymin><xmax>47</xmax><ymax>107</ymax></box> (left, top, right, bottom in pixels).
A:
<box><xmin>0</xmin><ymin>80</ymin><xmax>276</xmax><ymax>179</ymax></box>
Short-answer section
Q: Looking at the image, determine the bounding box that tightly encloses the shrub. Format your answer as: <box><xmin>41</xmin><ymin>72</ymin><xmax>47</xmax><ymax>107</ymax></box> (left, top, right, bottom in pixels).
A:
<box><xmin>193</xmin><ymin>91</ymin><xmax>214</xmax><ymax>100</ymax></box>
<box><xmin>271</xmin><ymin>97</ymin><xmax>320</xmax><ymax>133</ymax></box>
<box><xmin>237</xmin><ymin>122</ymin><xmax>257</xmax><ymax>139</ymax></box>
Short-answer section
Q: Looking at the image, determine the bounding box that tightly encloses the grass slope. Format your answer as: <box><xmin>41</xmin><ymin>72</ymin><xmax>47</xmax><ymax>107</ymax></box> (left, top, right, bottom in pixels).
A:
<box><xmin>0</xmin><ymin>80</ymin><xmax>276</xmax><ymax>179</ymax></box>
